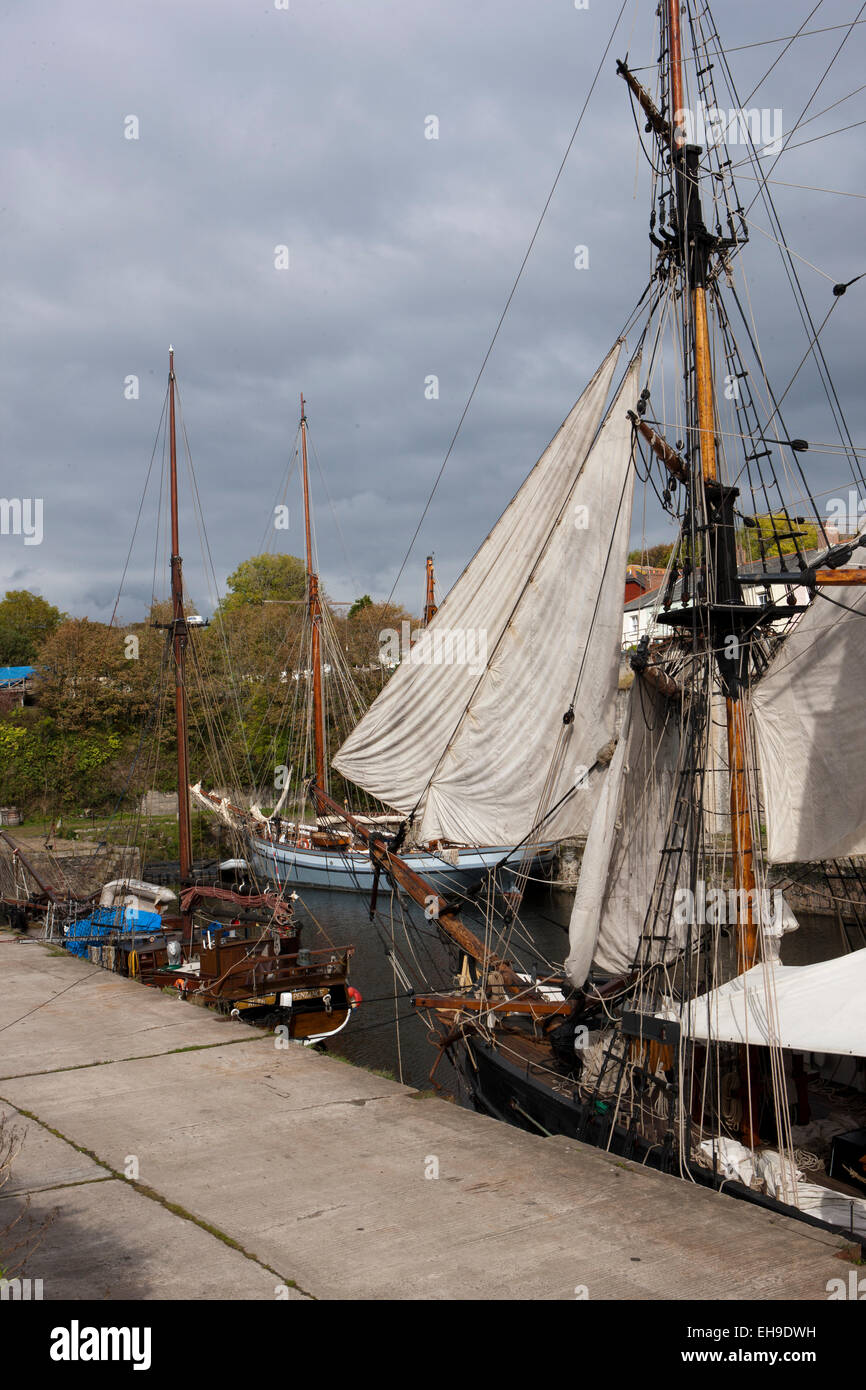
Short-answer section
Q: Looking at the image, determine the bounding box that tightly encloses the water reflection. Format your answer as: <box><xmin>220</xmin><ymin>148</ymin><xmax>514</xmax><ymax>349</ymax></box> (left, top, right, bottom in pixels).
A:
<box><xmin>292</xmin><ymin>880</ymin><xmax>573</xmax><ymax>1100</ymax></box>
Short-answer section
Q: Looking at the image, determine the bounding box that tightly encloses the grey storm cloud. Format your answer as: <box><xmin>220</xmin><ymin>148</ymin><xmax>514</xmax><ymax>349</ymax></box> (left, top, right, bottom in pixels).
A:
<box><xmin>1</xmin><ymin>0</ymin><xmax>864</xmax><ymax>621</ymax></box>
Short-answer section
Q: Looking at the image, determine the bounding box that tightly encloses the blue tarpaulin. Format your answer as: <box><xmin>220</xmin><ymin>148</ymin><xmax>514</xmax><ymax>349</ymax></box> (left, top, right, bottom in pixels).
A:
<box><xmin>64</xmin><ymin>905</ymin><xmax>163</xmax><ymax>957</ymax></box>
<box><xmin>0</xmin><ymin>666</ymin><xmax>35</xmax><ymax>685</ymax></box>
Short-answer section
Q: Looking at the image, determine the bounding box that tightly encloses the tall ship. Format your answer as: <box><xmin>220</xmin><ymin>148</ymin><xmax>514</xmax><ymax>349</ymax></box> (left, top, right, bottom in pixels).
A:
<box><xmin>313</xmin><ymin>1</ymin><xmax>866</xmax><ymax>1241</ymax></box>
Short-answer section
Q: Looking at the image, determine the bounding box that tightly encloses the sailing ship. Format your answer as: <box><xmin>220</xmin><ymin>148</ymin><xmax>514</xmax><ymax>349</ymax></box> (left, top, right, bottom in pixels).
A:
<box><xmin>314</xmin><ymin>3</ymin><xmax>866</xmax><ymax>1240</ymax></box>
<box><xmin>51</xmin><ymin>352</ymin><xmax>355</xmax><ymax>1043</ymax></box>
<box><xmin>196</xmin><ymin>396</ymin><xmax>555</xmax><ymax>893</ymax></box>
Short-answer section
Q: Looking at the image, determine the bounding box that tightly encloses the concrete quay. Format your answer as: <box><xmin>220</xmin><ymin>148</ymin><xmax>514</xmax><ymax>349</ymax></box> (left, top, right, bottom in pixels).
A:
<box><xmin>0</xmin><ymin>933</ymin><xmax>854</xmax><ymax>1301</ymax></box>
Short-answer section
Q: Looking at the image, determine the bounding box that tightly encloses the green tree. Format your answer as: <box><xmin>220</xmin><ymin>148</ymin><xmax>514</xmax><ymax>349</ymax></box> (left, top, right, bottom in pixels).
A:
<box><xmin>340</xmin><ymin>600</ymin><xmax>415</xmax><ymax>668</ymax></box>
<box><xmin>35</xmin><ymin>617</ymin><xmax>163</xmax><ymax>733</ymax></box>
<box><xmin>0</xmin><ymin>591</ymin><xmax>64</xmax><ymax>665</ymax></box>
<box><xmin>740</xmin><ymin>512</ymin><xmax>820</xmax><ymax>561</ymax></box>
<box><xmin>627</xmin><ymin>543</ymin><xmax>675</xmax><ymax>568</ymax></box>
<box><xmin>217</xmin><ymin>554</ymin><xmax>307</xmax><ymax>613</ymax></box>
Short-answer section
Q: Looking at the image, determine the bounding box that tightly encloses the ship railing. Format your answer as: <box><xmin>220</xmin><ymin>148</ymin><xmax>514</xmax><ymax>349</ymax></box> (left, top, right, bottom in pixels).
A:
<box><xmin>270</xmin><ymin>946</ymin><xmax>354</xmax><ymax>979</ymax></box>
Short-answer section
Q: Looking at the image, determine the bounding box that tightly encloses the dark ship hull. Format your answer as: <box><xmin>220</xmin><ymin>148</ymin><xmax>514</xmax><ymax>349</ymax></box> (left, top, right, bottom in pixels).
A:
<box><xmin>460</xmin><ymin>1031</ymin><xmax>865</xmax><ymax>1249</ymax></box>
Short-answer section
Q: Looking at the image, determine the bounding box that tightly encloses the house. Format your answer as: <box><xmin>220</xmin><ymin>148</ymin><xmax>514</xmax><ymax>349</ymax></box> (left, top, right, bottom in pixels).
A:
<box><xmin>624</xmin><ymin>565</ymin><xmax>667</xmax><ymax>604</ymax></box>
<box><xmin>0</xmin><ymin>665</ymin><xmax>35</xmax><ymax>706</ymax></box>
<box><xmin>621</xmin><ymin>551</ymin><xmax>835</xmax><ymax>650</ymax></box>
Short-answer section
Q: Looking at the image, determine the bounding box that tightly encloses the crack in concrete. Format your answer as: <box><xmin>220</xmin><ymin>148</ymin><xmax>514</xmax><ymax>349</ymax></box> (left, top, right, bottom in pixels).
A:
<box><xmin>0</xmin><ymin>1094</ymin><xmax>317</xmax><ymax>1300</ymax></box>
<box><xmin>256</xmin><ymin>1091</ymin><xmax>406</xmax><ymax>1114</ymax></box>
<box><xmin>0</xmin><ymin>1034</ymin><xmax>271</xmax><ymax>1083</ymax></box>
<box><xmin>0</xmin><ymin>1174</ymin><xmax>116</xmax><ymax>1200</ymax></box>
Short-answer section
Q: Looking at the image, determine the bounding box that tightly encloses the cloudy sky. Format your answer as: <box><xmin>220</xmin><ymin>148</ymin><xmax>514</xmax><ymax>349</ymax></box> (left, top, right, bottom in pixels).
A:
<box><xmin>2</xmin><ymin>0</ymin><xmax>864</xmax><ymax>622</ymax></box>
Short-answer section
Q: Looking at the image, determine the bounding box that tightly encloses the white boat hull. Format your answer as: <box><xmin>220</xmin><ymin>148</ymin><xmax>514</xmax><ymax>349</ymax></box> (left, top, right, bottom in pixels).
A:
<box><xmin>250</xmin><ymin>837</ymin><xmax>556</xmax><ymax>893</ymax></box>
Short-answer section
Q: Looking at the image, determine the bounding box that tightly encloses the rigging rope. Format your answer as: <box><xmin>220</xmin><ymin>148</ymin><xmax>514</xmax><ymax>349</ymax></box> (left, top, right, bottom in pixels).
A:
<box><xmin>384</xmin><ymin>0</ymin><xmax>633</xmax><ymax>607</ymax></box>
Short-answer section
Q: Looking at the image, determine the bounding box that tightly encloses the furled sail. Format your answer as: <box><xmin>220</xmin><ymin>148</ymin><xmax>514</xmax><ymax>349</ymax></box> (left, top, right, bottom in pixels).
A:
<box><xmin>332</xmin><ymin>343</ymin><xmax>641</xmax><ymax>845</ymax></box>
<box><xmin>751</xmin><ymin>580</ymin><xmax>866</xmax><ymax>863</ymax></box>
<box><xmin>566</xmin><ymin>677</ymin><xmax>683</xmax><ymax>985</ymax></box>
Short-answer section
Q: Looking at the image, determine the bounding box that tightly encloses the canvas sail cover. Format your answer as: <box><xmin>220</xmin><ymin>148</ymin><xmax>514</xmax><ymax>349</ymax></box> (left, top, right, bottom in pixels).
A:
<box><xmin>333</xmin><ymin>344</ymin><xmax>641</xmax><ymax>846</ymax></box>
<box><xmin>566</xmin><ymin>677</ymin><xmax>683</xmax><ymax>985</ymax></box>
<box><xmin>671</xmin><ymin>948</ymin><xmax>866</xmax><ymax>1056</ymax></box>
<box><xmin>751</xmin><ymin>580</ymin><xmax>866</xmax><ymax>863</ymax></box>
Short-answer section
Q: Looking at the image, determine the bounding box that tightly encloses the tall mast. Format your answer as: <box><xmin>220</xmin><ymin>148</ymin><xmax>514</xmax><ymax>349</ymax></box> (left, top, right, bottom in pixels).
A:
<box><xmin>423</xmin><ymin>555</ymin><xmax>437</xmax><ymax>626</ymax></box>
<box><xmin>300</xmin><ymin>394</ymin><xmax>326</xmax><ymax>807</ymax></box>
<box><xmin>664</xmin><ymin>1</ymin><xmax>756</xmax><ymax>972</ymax></box>
<box><xmin>168</xmin><ymin>348</ymin><xmax>193</xmax><ymax>888</ymax></box>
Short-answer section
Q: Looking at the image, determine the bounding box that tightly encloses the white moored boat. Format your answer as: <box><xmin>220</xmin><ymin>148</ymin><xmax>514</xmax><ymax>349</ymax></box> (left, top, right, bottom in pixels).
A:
<box><xmin>249</xmin><ymin>829</ymin><xmax>556</xmax><ymax>894</ymax></box>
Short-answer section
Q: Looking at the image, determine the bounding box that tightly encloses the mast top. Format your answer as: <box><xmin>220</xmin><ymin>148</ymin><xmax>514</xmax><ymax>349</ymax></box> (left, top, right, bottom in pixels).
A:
<box><xmin>666</xmin><ymin>0</ymin><xmax>686</xmax><ymax>149</ymax></box>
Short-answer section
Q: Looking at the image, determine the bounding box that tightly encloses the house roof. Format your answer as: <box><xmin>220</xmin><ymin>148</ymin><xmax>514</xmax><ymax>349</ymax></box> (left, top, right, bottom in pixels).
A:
<box><xmin>737</xmin><ymin>547</ymin><xmax>823</xmax><ymax>578</ymax></box>
<box><xmin>0</xmin><ymin>666</ymin><xmax>35</xmax><ymax>684</ymax></box>
<box><xmin>625</xmin><ymin>564</ymin><xmax>667</xmax><ymax>588</ymax></box>
<box><xmin>622</xmin><ymin>549</ymin><xmax>827</xmax><ymax>613</ymax></box>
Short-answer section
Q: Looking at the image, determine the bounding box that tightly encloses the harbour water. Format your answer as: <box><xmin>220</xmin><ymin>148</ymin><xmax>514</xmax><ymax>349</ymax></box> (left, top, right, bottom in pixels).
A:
<box><xmin>291</xmin><ymin>886</ymin><xmax>842</xmax><ymax>1101</ymax></box>
<box><xmin>291</xmin><ymin>880</ymin><xmax>573</xmax><ymax>1097</ymax></box>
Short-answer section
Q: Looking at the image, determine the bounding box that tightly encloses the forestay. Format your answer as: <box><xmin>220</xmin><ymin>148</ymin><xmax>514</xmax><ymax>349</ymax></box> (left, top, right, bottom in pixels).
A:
<box><xmin>751</xmin><ymin>581</ymin><xmax>866</xmax><ymax>863</ymax></box>
<box><xmin>333</xmin><ymin>343</ymin><xmax>641</xmax><ymax>846</ymax></box>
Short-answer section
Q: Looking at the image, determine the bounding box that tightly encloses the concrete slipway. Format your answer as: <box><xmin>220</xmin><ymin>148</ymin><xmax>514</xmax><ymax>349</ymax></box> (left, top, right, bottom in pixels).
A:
<box><xmin>0</xmin><ymin>934</ymin><xmax>854</xmax><ymax>1301</ymax></box>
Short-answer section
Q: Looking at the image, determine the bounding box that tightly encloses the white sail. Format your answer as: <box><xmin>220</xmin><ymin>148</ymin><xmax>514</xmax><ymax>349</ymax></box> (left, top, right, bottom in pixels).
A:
<box><xmin>332</xmin><ymin>343</ymin><xmax>640</xmax><ymax>846</ymax></box>
<box><xmin>751</xmin><ymin>580</ymin><xmax>866</xmax><ymax>863</ymax></box>
<box><xmin>566</xmin><ymin>677</ymin><xmax>683</xmax><ymax>985</ymax></box>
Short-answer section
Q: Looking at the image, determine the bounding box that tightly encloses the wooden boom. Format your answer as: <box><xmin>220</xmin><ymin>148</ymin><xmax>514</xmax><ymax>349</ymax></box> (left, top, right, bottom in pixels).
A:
<box><xmin>310</xmin><ymin>784</ymin><xmax>525</xmax><ymax>990</ymax></box>
<box><xmin>814</xmin><ymin>569</ymin><xmax>866</xmax><ymax>586</ymax></box>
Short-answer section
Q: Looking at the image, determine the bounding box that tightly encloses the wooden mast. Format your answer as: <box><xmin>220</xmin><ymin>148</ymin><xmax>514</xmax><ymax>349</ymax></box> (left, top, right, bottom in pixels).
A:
<box><xmin>665</xmin><ymin>1</ymin><xmax>756</xmax><ymax>976</ymax></box>
<box><xmin>423</xmin><ymin>555</ymin><xmax>437</xmax><ymax>626</ymax></box>
<box><xmin>665</xmin><ymin>2</ymin><xmax>760</xmax><ymax>1143</ymax></box>
<box><xmin>168</xmin><ymin>348</ymin><xmax>193</xmax><ymax>892</ymax></box>
<box><xmin>668</xmin><ymin>0</ymin><xmax>685</xmax><ymax>147</ymax></box>
<box><xmin>300</xmin><ymin>395</ymin><xmax>326</xmax><ymax>812</ymax></box>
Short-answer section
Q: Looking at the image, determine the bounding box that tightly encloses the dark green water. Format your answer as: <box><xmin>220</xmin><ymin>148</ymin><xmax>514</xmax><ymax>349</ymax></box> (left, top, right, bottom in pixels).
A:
<box><xmin>291</xmin><ymin>880</ymin><xmax>574</xmax><ymax>1099</ymax></box>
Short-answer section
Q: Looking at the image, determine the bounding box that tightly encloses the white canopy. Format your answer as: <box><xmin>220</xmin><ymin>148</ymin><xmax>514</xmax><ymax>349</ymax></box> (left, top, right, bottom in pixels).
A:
<box><xmin>751</xmin><ymin>577</ymin><xmax>866</xmax><ymax>863</ymax></box>
<box><xmin>672</xmin><ymin>948</ymin><xmax>866</xmax><ymax>1056</ymax></box>
<box><xmin>333</xmin><ymin>343</ymin><xmax>641</xmax><ymax>846</ymax></box>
